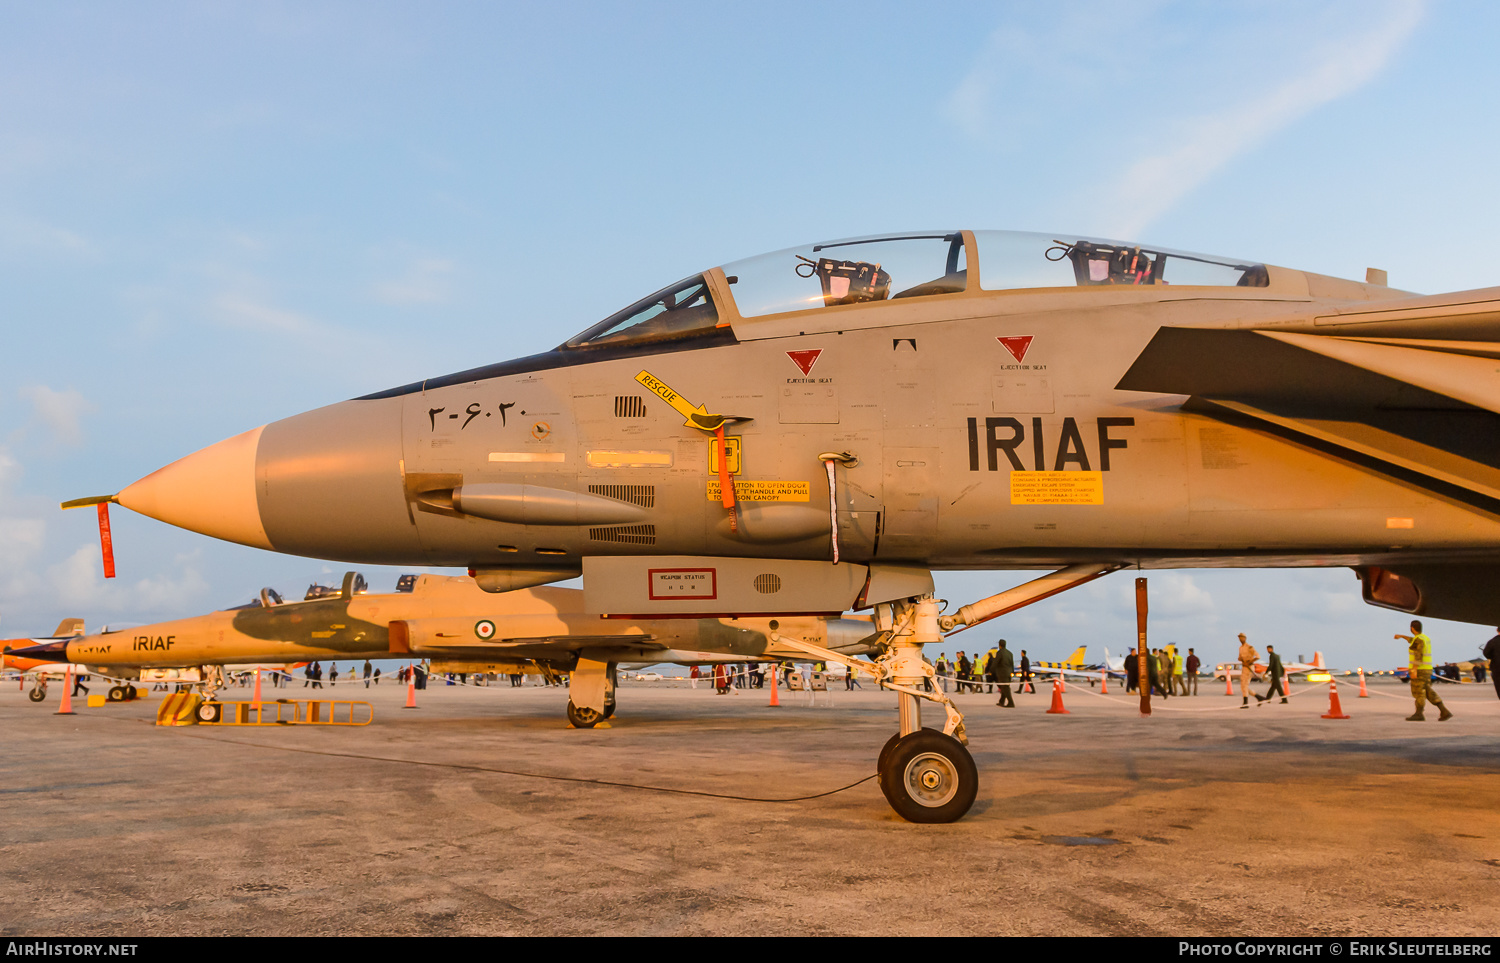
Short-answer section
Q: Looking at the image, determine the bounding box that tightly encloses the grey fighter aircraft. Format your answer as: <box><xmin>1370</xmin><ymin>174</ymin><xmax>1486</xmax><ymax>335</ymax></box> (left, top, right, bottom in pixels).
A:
<box><xmin>6</xmin><ymin>571</ymin><xmax>875</xmax><ymax>725</ymax></box>
<box><xmin>70</xmin><ymin>229</ymin><xmax>1500</xmax><ymax>822</ymax></box>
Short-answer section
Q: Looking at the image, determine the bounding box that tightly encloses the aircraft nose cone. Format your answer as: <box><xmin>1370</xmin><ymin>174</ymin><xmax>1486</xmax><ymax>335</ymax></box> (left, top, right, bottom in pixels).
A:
<box><xmin>117</xmin><ymin>426</ymin><xmax>272</xmax><ymax>550</ymax></box>
<box><xmin>5</xmin><ymin>641</ymin><xmax>71</xmax><ymax>663</ymax></box>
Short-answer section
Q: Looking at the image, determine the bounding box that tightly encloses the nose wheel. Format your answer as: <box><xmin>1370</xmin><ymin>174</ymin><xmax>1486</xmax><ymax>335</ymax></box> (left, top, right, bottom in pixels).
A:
<box><xmin>878</xmin><ymin>729</ymin><xmax>977</xmax><ymax>824</ymax></box>
<box><xmin>566</xmin><ymin>701</ymin><xmax>603</xmax><ymax>729</ymax></box>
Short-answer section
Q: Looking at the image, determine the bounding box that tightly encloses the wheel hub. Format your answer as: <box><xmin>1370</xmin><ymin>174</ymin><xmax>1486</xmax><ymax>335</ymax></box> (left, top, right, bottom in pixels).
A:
<box><xmin>903</xmin><ymin>751</ymin><xmax>959</xmax><ymax>807</ymax></box>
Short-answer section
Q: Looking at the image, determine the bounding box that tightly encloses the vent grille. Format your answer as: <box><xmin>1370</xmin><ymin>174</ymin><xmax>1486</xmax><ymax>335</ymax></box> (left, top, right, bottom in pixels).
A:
<box><xmin>587</xmin><ymin>484</ymin><xmax>655</xmax><ymax>508</ymax></box>
<box><xmin>589</xmin><ymin>524</ymin><xmax>657</xmax><ymax>545</ymax></box>
<box><xmin>614</xmin><ymin>396</ymin><xmax>647</xmax><ymax>417</ymax></box>
<box><xmin>753</xmin><ymin>574</ymin><xmax>782</xmax><ymax>595</ymax></box>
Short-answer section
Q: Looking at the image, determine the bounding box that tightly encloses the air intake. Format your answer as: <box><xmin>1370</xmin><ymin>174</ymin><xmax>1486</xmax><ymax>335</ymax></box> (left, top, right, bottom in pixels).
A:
<box><xmin>587</xmin><ymin>484</ymin><xmax>655</xmax><ymax>508</ymax></box>
<box><xmin>589</xmin><ymin>524</ymin><xmax>657</xmax><ymax>545</ymax></box>
<box><xmin>615</xmin><ymin>396</ymin><xmax>647</xmax><ymax>417</ymax></box>
<box><xmin>753</xmin><ymin>574</ymin><xmax>782</xmax><ymax>594</ymax></box>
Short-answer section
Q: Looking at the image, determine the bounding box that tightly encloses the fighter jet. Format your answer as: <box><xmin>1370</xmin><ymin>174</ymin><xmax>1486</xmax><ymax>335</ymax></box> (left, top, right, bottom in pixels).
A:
<box><xmin>6</xmin><ymin>572</ymin><xmax>877</xmax><ymax>725</ymax></box>
<box><xmin>70</xmin><ymin>229</ymin><xmax>1500</xmax><ymax>822</ymax></box>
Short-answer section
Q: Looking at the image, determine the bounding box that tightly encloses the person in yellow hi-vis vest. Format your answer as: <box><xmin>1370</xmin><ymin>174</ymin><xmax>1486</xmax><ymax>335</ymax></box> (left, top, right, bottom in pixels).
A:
<box><xmin>1394</xmin><ymin>620</ymin><xmax>1453</xmax><ymax>722</ymax></box>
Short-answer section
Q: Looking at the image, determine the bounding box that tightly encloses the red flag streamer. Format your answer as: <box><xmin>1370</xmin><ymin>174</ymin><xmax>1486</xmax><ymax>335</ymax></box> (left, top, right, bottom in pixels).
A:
<box><xmin>97</xmin><ymin>502</ymin><xmax>116</xmax><ymax>579</ymax></box>
<box><xmin>715</xmin><ymin>424</ymin><xmax>737</xmax><ymax>533</ymax></box>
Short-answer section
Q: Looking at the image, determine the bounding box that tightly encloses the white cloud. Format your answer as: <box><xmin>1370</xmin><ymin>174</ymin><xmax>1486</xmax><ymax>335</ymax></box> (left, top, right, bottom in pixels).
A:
<box><xmin>943</xmin><ymin>1</ymin><xmax>1426</xmax><ymax>236</ymax></box>
<box><xmin>1096</xmin><ymin>2</ymin><xmax>1425</xmax><ymax>237</ymax></box>
<box><xmin>44</xmin><ymin>543</ymin><xmax>209</xmax><ymax>614</ymax></box>
<box><xmin>212</xmin><ymin>293</ymin><xmax>321</xmax><ymax>334</ymax></box>
<box><xmin>373</xmin><ymin>257</ymin><xmax>455</xmax><ymax>305</ymax></box>
<box><xmin>18</xmin><ymin>385</ymin><xmax>94</xmax><ymax>445</ymax></box>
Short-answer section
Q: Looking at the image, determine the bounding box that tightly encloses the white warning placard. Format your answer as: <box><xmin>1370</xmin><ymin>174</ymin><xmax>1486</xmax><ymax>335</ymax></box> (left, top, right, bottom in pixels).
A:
<box><xmin>648</xmin><ymin>568</ymin><xmax>718</xmax><ymax>600</ymax></box>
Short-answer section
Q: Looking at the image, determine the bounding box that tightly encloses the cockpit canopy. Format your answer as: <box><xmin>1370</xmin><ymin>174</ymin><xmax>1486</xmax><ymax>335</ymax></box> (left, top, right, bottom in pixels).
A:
<box><xmin>559</xmin><ymin>229</ymin><xmax>1269</xmax><ymax>352</ymax></box>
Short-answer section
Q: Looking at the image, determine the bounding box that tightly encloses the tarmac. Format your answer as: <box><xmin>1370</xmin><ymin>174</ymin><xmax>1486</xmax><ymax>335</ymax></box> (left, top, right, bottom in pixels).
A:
<box><xmin>2</xmin><ymin>672</ymin><xmax>1497</xmax><ymax>937</ymax></box>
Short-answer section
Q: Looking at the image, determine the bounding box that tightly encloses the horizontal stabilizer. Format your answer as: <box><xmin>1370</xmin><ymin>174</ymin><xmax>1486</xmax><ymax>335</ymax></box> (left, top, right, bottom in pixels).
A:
<box><xmin>1118</xmin><ymin>300</ymin><xmax>1500</xmax><ymax>509</ymax></box>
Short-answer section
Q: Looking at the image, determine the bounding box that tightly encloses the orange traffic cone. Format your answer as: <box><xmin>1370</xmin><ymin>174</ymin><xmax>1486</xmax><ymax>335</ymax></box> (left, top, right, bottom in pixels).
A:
<box><xmin>768</xmin><ymin>665</ymin><xmax>780</xmax><ymax>707</ymax></box>
<box><xmin>1321</xmin><ymin>680</ymin><xmax>1350</xmax><ymax>719</ymax></box>
<box><xmin>404</xmin><ymin>664</ymin><xmax>417</xmax><ymax>709</ymax></box>
<box><xmin>1225</xmin><ymin>671</ymin><xmax>1234</xmax><ymax>696</ymax></box>
<box><xmin>1284</xmin><ymin>673</ymin><xmax>1292</xmax><ymax>695</ymax></box>
<box><xmin>1358</xmin><ymin>668</ymin><xmax>1369</xmax><ymax>698</ymax></box>
<box><xmin>252</xmin><ymin>669</ymin><xmax>263</xmax><ymax>704</ymax></box>
<box><xmin>55</xmin><ymin>666</ymin><xmax>76</xmax><ymax>716</ymax></box>
<box><xmin>1046</xmin><ymin>679</ymin><xmax>1071</xmax><ymax>714</ymax></box>
<box><xmin>1100</xmin><ymin>671</ymin><xmax>1108</xmax><ymax>694</ymax></box>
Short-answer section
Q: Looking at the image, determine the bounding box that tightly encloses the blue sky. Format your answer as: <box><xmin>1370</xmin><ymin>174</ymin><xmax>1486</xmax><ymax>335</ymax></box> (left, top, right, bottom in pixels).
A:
<box><xmin>2</xmin><ymin>0</ymin><xmax>1496</xmax><ymax>669</ymax></box>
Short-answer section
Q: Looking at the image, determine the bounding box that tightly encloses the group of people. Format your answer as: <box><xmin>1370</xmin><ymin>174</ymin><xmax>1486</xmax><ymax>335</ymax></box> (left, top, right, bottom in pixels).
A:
<box><xmin>933</xmin><ymin>648</ymin><xmax>1034</xmax><ymax>697</ymax></box>
<box><xmin>1124</xmin><ymin>646</ymin><xmax>1202</xmax><ymax>699</ymax></box>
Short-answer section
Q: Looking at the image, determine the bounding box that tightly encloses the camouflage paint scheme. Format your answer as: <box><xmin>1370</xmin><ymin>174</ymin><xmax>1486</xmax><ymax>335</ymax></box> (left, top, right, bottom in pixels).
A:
<box><xmin>12</xmin><ymin>574</ymin><xmax>876</xmax><ymax>674</ymax></box>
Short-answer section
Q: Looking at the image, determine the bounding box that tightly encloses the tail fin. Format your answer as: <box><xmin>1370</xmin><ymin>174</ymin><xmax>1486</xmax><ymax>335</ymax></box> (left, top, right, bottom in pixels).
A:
<box><xmin>53</xmin><ymin>618</ymin><xmax>85</xmax><ymax>637</ymax></box>
<box><xmin>1065</xmin><ymin>646</ymin><xmax>1086</xmax><ymax>666</ymax></box>
<box><xmin>1313</xmin><ymin>651</ymin><xmax>1325</xmax><ymax>669</ymax></box>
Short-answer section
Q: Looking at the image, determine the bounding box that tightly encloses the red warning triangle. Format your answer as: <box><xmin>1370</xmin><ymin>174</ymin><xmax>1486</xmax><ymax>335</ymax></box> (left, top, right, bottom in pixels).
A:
<box><xmin>997</xmin><ymin>336</ymin><xmax>1033</xmax><ymax>363</ymax></box>
<box><xmin>786</xmin><ymin>349</ymin><xmax>822</xmax><ymax>376</ymax></box>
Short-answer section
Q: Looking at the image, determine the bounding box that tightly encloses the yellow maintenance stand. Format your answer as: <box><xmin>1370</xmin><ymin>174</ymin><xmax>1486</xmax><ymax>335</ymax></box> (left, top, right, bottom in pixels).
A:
<box><xmin>156</xmin><ymin>694</ymin><xmax>372</xmax><ymax>726</ymax></box>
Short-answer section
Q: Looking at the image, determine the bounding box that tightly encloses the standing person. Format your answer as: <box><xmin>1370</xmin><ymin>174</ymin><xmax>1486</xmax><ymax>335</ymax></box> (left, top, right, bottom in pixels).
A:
<box><xmin>1395</xmin><ymin>621</ymin><xmax>1453</xmax><ymax>722</ymax></box>
<box><xmin>1173</xmin><ymin>647</ymin><xmax>1188</xmax><ymax>695</ymax></box>
<box><xmin>1125</xmin><ymin>647</ymin><xmax>1139</xmax><ymax>693</ymax></box>
<box><xmin>712</xmin><ymin>663</ymin><xmax>727</xmax><ymax>694</ymax></box>
<box><xmin>957</xmin><ymin>651</ymin><xmax>972</xmax><ymax>694</ymax></box>
<box><xmin>374</xmin><ymin>667</ymin><xmax>382</xmax><ymax>686</ymax></box>
<box><xmin>1019</xmin><ymin>650</ymin><xmax>1032</xmax><ymax>694</ymax></box>
<box><xmin>689</xmin><ymin>664</ymin><xmax>700</xmax><ymax>689</ymax></box>
<box><xmin>976</xmin><ymin>649</ymin><xmax>991</xmax><ymax>694</ymax></box>
<box><xmin>363</xmin><ymin>660</ymin><xmax>372</xmax><ymax>688</ymax></box>
<box><xmin>1237</xmin><ymin>634</ymin><xmax>1257</xmax><ymax>708</ymax></box>
<box><xmin>994</xmin><ymin>640</ymin><xmax>1015</xmax><ymax>708</ymax></box>
<box><xmin>329</xmin><ymin>663</ymin><xmax>339</xmax><ymax>686</ymax></box>
<box><xmin>1481</xmin><ymin>629</ymin><xmax>1499</xmax><ymax>701</ymax></box>
<box><xmin>1257</xmin><ymin>645</ymin><xmax>1287</xmax><ymax>704</ymax></box>
<box><xmin>1185</xmin><ymin>648</ymin><xmax>1200</xmax><ymax>696</ymax></box>
<box><xmin>935</xmin><ymin>653</ymin><xmax>949</xmax><ymax>693</ymax></box>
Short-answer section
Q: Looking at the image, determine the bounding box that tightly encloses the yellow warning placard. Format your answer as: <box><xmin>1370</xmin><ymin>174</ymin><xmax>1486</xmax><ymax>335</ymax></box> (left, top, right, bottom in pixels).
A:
<box><xmin>706</xmin><ymin>480</ymin><xmax>810</xmax><ymax>502</ymax></box>
<box><xmin>708</xmin><ymin>436</ymin><xmax>741</xmax><ymax>475</ymax></box>
<box><xmin>1010</xmin><ymin>471</ymin><xmax>1103</xmax><ymax>505</ymax></box>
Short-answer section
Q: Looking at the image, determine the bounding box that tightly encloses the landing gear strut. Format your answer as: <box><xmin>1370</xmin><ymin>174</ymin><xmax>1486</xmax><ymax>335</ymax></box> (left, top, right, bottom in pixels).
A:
<box><xmin>773</xmin><ymin>565</ymin><xmax>1120</xmax><ymax>823</ymax></box>
<box><xmin>28</xmin><ymin>684</ymin><xmax>47</xmax><ymax>703</ymax></box>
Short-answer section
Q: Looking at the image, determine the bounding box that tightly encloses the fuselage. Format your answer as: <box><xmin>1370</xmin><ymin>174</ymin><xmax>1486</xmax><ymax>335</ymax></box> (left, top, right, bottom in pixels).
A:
<box><xmin>110</xmin><ymin>229</ymin><xmax>1500</xmax><ymax>577</ymax></box>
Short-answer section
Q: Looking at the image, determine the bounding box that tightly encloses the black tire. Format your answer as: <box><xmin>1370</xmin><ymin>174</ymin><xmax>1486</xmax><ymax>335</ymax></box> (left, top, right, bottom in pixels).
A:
<box><xmin>107</xmin><ymin>686</ymin><xmax>126</xmax><ymax>702</ymax></box>
<box><xmin>196</xmin><ymin>701</ymin><xmax>222</xmax><ymax>723</ymax></box>
<box><xmin>28</xmin><ymin>687</ymin><xmax>46</xmax><ymax>703</ymax></box>
<box><xmin>603</xmin><ymin>699</ymin><xmax>616</xmax><ymax>720</ymax></box>
<box><xmin>877</xmin><ymin>732</ymin><xmax>901</xmax><ymax>776</ymax></box>
<box><xmin>566</xmin><ymin>700</ymin><xmax>602</xmax><ymax>729</ymax></box>
<box><xmin>878</xmin><ymin>729</ymin><xmax>978</xmax><ymax>824</ymax></box>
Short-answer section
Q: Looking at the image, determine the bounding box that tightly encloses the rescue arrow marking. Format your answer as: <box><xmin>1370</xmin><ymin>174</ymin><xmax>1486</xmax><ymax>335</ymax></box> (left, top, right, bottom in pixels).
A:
<box><xmin>634</xmin><ymin>370</ymin><xmax>727</xmax><ymax>432</ymax></box>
